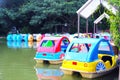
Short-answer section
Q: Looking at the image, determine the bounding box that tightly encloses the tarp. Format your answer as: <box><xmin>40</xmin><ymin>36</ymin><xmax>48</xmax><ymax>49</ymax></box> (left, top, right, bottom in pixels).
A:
<box><xmin>76</xmin><ymin>0</ymin><xmax>117</xmax><ymax>19</ymax></box>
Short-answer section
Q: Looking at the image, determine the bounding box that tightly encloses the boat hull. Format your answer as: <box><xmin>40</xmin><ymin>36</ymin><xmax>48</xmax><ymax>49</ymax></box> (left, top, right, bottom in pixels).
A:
<box><xmin>60</xmin><ymin>66</ymin><xmax>118</xmax><ymax>78</ymax></box>
<box><xmin>34</xmin><ymin>58</ymin><xmax>63</xmax><ymax>64</ymax></box>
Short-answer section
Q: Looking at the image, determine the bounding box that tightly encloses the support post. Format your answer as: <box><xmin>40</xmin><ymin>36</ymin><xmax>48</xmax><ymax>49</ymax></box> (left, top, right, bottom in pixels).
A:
<box><xmin>94</xmin><ymin>24</ymin><xmax>95</xmax><ymax>34</ymax></box>
<box><xmin>86</xmin><ymin>19</ymin><xmax>88</xmax><ymax>34</ymax></box>
<box><xmin>77</xmin><ymin>14</ymin><xmax>80</xmax><ymax>38</ymax></box>
<box><xmin>119</xmin><ymin>51</ymin><xmax>120</xmax><ymax>80</ymax></box>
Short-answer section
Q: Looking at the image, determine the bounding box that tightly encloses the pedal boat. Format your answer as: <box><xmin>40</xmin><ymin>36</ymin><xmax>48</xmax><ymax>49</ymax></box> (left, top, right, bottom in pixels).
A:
<box><xmin>60</xmin><ymin>38</ymin><xmax>118</xmax><ymax>78</ymax></box>
<box><xmin>34</xmin><ymin>36</ymin><xmax>70</xmax><ymax>64</ymax></box>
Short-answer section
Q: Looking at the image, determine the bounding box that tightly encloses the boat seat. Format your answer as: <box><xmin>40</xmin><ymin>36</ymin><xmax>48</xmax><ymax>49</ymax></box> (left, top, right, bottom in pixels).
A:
<box><xmin>101</xmin><ymin>56</ymin><xmax>112</xmax><ymax>65</ymax></box>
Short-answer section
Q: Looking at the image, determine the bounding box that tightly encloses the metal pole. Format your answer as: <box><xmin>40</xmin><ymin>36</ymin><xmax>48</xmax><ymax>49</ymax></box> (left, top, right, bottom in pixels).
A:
<box><xmin>78</xmin><ymin>14</ymin><xmax>80</xmax><ymax>38</ymax></box>
<box><xmin>96</xmin><ymin>25</ymin><xmax>97</xmax><ymax>33</ymax></box>
<box><xmin>118</xmin><ymin>50</ymin><xmax>120</xmax><ymax>80</ymax></box>
<box><xmin>94</xmin><ymin>24</ymin><xmax>95</xmax><ymax>34</ymax></box>
<box><xmin>119</xmin><ymin>64</ymin><xmax>120</xmax><ymax>80</ymax></box>
<box><xmin>86</xmin><ymin>19</ymin><xmax>88</xmax><ymax>34</ymax></box>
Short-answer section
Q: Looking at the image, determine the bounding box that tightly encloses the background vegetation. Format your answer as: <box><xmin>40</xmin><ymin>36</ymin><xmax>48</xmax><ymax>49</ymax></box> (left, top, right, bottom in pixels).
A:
<box><xmin>0</xmin><ymin>0</ymin><xmax>88</xmax><ymax>35</ymax></box>
<box><xmin>0</xmin><ymin>0</ymin><xmax>119</xmax><ymax>48</ymax></box>
<box><xmin>109</xmin><ymin>0</ymin><xmax>120</xmax><ymax>48</ymax></box>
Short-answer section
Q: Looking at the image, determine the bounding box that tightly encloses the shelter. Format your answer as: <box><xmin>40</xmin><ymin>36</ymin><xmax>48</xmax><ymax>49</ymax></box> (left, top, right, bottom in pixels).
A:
<box><xmin>76</xmin><ymin>0</ymin><xmax>117</xmax><ymax>36</ymax></box>
<box><xmin>94</xmin><ymin>12</ymin><xmax>110</xmax><ymax>33</ymax></box>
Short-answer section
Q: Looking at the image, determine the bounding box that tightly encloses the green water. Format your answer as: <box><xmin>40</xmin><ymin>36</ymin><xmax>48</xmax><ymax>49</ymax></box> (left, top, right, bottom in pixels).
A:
<box><xmin>0</xmin><ymin>40</ymin><xmax>119</xmax><ymax>80</ymax></box>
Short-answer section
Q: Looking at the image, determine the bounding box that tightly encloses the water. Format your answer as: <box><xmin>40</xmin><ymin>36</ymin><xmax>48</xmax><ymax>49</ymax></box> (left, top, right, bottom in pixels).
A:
<box><xmin>0</xmin><ymin>40</ymin><xmax>119</xmax><ymax>80</ymax></box>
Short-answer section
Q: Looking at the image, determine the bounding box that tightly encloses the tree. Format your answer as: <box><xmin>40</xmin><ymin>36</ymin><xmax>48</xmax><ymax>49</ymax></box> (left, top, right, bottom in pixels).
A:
<box><xmin>2</xmin><ymin>0</ymin><xmax>26</xmax><ymax>9</ymax></box>
<box><xmin>109</xmin><ymin>0</ymin><xmax>120</xmax><ymax>48</ymax></box>
<box><xmin>0</xmin><ymin>0</ymin><xmax>27</xmax><ymax>35</ymax></box>
<box><xmin>0</xmin><ymin>8</ymin><xmax>17</xmax><ymax>35</ymax></box>
<box><xmin>0</xmin><ymin>0</ymin><xmax>88</xmax><ymax>34</ymax></box>
<box><xmin>17</xmin><ymin>0</ymin><xmax>87</xmax><ymax>33</ymax></box>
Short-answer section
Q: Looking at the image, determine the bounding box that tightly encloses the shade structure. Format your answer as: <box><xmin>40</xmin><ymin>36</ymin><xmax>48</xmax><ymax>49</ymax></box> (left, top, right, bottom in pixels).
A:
<box><xmin>94</xmin><ymin>12</ymin><xmax>110</xmax><ymax>24</ymax></box>
<box><xmin>102</xmin><ymin>0</ymin><xmax>117</xmax><ymax>15</ymax></box>
<box><xmin>77</xmin><ymin>0</ymin><xmax>100</xmax><ymax>19</ymax></box>
<box><xmin>77</xmin><ymin>0</ymin><xmax>117</xmax><ymax>19</ymax></box>
<box><xmin>76</xmin><ymin>0</ymin><xmax>118</xmax><ymax>36</ymax></box>
<box><xmin>93</xmin><ymin>12</ymin><xmax>110</xmax><ymax>33</ymax></box>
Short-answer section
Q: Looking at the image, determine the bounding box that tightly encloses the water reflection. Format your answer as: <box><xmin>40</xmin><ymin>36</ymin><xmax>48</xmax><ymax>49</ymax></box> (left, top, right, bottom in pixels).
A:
<box><xmin>35</xmin><ymin>68</ymin><xmax>63</xmax><ymax>80</ymax></box>
<box><xmin>7</xmin><ymin>41</ymin><xmax>40</xmax><ymax>48</ymax></box>
<box><xmin>61</xmin><ymin>68</ymin><xmax>119</xmax><ymax>80</ymax></box>
<box><xmin>35</xmin><ymin>63</ymin><xmax>63</xmax><ymax>80</ymax></box>
<box><xmin>0</xmin><ymin>41</ymin><xmax>37</xmax><ymax>80</ymax></box>
<box><xmin>1</xmin><ymin>40</ymin><xmax>119</xmax><ymax>80</ymax></box>
<box><xmin>34</xmin><ymin>58</ymin><xmax>118</xmax><ymax>80</ymax></box>
<box><xmin>34</xmin><ymin>63</ymin><xmax>118</xmax><ymax>80</ymax></box>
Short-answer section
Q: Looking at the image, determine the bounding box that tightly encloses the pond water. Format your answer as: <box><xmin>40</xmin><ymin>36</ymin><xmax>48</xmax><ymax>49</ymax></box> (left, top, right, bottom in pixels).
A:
<box><xmin>0</xmin><ymin>40</ymin><xmax>119</xmax><ymax>80</ymax></box>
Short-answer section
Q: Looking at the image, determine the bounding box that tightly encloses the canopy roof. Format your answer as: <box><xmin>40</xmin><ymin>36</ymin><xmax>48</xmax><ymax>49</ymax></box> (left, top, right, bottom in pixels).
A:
<box><xmin>94</xmin><ymin>12</ymin><xmax>110</xmax><ymax>24</ymax></box>
<box><xmin>66</xmin><ymin>38</ymin><xmax>114</xmax><ymax>62</ymax></box>
<box><xmin>76</xmin><ymin>0</ymin><xmax>117</xmax><ymax>19</ymax></box>
<box><xmin>37</xmin><ymin>36</ymin><xmax>70</xmax><ymax>53</ymax></box>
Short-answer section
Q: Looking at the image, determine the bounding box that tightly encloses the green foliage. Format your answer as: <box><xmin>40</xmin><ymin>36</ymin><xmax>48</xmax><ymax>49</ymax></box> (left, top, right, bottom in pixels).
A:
<box><xmin>0</xmin><ymin>8</ymin><xmax>15</xmax><ymax>35</ymax></box>
<box><xmin>0</xmin><ymin>0</ymin><xmax>88</xmax><ymax>34</ymax></box>
<box><xmin>109</xmin><ymin>13</ymin><xmax>120</xmax><ymax>48</ymax></box>
<box><xmin>17</xmin><ymin>0</ymin><xmax>87</xmax><ymax>33</ymax></box>
<box><xmin>109</xmin><ymin>0</ymin><xmax>120</xmax><ymax>48</ymax></box>
<box><xmin>2</xmin><ymin>0</ymin><xmax>26</xmax><ymax>9</ymax></box>
<box><xmin>21</xmin><ymin>26</ymin><xmax>30</xmax><ymax>33</ymax></box>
